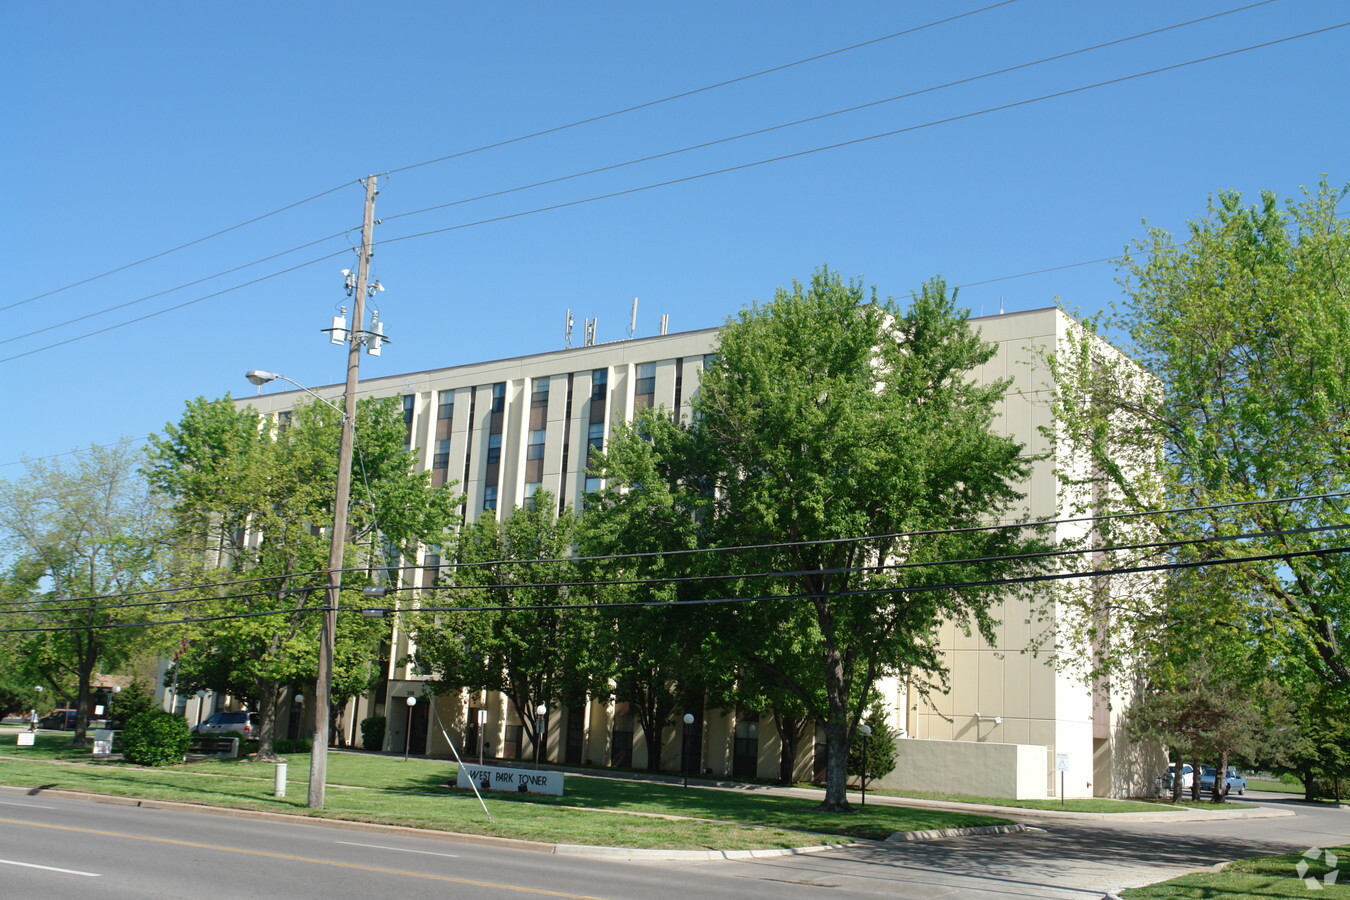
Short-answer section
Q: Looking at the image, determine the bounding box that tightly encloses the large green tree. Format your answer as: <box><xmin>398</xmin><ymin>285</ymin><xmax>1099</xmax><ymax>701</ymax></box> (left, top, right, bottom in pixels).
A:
<box><xmin>0</xmin><ymin>441</ymin><xmax>170</xmax><ymax>746</ymax></box>
<box><xmin>411</xmin><ymin>494</ymin><xmax>605</xmax><ymax>760</ymax></box>
<box><xmin>591</xmin><ymin>268</ymin><xmax>1050</xmax><ymax>809</ymax></box>
<box><xmin>146</xmin><ymin>395</ymin><xmax>458</xmax><ymax>760</ymax></box>
<box><xmin>1049</xmin><ymin>183</ymin><xmax>1350</xmax><ymax>700</ymax></box>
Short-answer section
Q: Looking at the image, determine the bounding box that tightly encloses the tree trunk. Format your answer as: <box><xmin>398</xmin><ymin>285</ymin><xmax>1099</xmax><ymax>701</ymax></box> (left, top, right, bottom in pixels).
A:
<box><xmin>1169</xmin><ymin>749</ymin><xmax>1185</xmax><ymax>804</ymax></box>
<box><xmin>254</xmin><ymin>681</ymin><xmax>280</xmax><ymax>761</ymax></box>
<box><xmin>71</xmin><ymin>643</ymin><xmax>99</xmax><ymax>749</ymax></box>
<box><xmin>1189</xmin><ymin>758</ymin><xmax>1202</xmax><ymax>802</ymax></box>
<box><xmin>1210</xmin><ymin>750</ymin><xmax>1229</xmax><ymax>803</ymax></box>
<box><xmin>774</xmin><ymin>711</ymin><xmax>805</xmax><ymax>785</ymax></box>
<box><xmin>818</xmin><ymin>637</ymin><xmax>852</xmax><ymax>810</ymax></box>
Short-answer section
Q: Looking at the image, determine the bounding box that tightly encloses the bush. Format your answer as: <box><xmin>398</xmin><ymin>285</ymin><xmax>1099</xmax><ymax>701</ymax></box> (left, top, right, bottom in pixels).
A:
<box><xmin>274</xmin><ymin>737</ymin><xmax>312</xmax><ymax>754</ymax></box>
<box><xmin>848</xmin><ymin>705</ymin><xmax>898</xmax><ymax>786</ymax></box>
<box><xmin>360</xmin><ymin>715</ymin><xmax>386</xmax><ymax>751</ymax></box>
<box><xmin>121</xmin><ymin>710</ymin><xmax>191</xmax><ymax>767</ymax></box>
<box><xmin>107</xmin><ymin>680</ymin><xmax>157</xmax><ymax>729</ymax></box>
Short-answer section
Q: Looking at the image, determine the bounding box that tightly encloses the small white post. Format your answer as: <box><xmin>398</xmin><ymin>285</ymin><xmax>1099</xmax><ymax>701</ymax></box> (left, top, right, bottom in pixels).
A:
<box><xmin>275</xmin><ymin>762</ymin><xmax>288</xmax><ymax>797</ymax></box>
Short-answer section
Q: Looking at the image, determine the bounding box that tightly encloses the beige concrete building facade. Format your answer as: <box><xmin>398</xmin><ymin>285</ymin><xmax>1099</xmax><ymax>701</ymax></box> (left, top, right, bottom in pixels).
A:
<box><xmin>241</xmin><ymin>307</ymin><xmax>1156</xmax><ymax>799</ymax></box>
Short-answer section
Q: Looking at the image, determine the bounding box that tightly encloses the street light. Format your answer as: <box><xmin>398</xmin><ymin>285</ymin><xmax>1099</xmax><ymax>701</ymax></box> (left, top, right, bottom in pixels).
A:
<box><xmin>857</xmin><ymin>723</ymin><xmax>872</xmax><ymax>807</ymax></box>
<box><xmin>404</xmin><ymin>696</ymin><xmax>418</xmax><ymax>762</ymax></box>
<box><xmin>534</xmin><ymin>703</ymin><xmax>547</xmax><ymax>769</ymax></box>
<box><xmin>682</xmin><ymin>713</ymin><xmax>695</xmax><ymax>788</ymax></box>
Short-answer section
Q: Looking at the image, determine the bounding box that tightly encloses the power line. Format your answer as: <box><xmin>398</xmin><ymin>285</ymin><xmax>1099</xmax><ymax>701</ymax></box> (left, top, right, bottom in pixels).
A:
<box><xmin>1</xmin><ymin>229</ymin><xmax>357</xmax><ymax>349</ymax></box>
<box><xmin>373</xmin><ymin>25</ymin><xmax>1348</xmax><ymax>249</ymax></box>
<box><xmin>3</xmin><ymin>24</ymin><xmax>1340</xmax><ymax>371</ymax></box>
<box><xmin>381</xmin><ymin>1</ymin><xmax>1282</xmax><ymax>227</ymax></box>
<box><xmin>5</xmin><ymin>182</ymin><xmax>356</xmax><ymax>314</ymax></box>
<box><xmin>0</xmin><ymin>247</ymin><xmax>351</xmax><ymax>365</ymax></box>
<box><xmin>378</xmin><ymin>1</ymin><xmax>1021</xmax><ymax>179</ymax></box>
<box><xmin>5</xmin><ymin>490</ymin><xmax>1345</xmax><ymax>616</ymax></box>
<box><xmin>6</xmin><ymin>541</ymin><xmax>1346</xmax><ymax>633</ymax></box>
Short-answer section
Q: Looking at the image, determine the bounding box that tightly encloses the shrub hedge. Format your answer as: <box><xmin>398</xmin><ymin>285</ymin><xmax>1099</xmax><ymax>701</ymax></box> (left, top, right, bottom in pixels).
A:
<box><xmin>121</xmin><ymin>710</ymin><xmax>191</xmax><ymax>767</ymax></box>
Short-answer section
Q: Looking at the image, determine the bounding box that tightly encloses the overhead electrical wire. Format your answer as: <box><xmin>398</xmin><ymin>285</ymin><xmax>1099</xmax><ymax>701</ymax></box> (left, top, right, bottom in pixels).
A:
<box><xmin>1</xmin><ymin>229</ymin><xmax>358</xmax><ymax>348</ymax></box>
<box><xmin>3</xmin><ymin>23</ymin><xmax>1340</xmax><ymax>370</ymax></box>
<box><xmin>12</xmin><ymin>2</ymin><xmax>1017</xmax><ymax>319</ymax></box>
<box><xmin>380</xmin><ymin>1</ymin><xmax>1282</xmax><ymax>226</ymax></box>
<box><xmin>11</xmin><ymin>515</ymin><xmax>1340</xmax><ymax>619</ymax></box>
<box><xmin>8</xmin><ymin>4</ymin><xmax>1239</xmax><ymax>354</ymax></box>
<box><xmin>4</xmin><ymin>182</ymin><xmax>356</xmax><ymax>314</ymax></box>
<box><xmin>4</xmin><ymin>490</ymin><xmax>1346</xmax><ymax>616</ymax></box>
<box><xmin>375</xmin><ymin>24</ymin><xmax>1349</xmax><ymax>252</ymax></box>
<box><xmin>5</xmin><ymin>540</ymin><xmax>1347</xmax><ymax>633</ymax></box>
<box><xmin>377</xmin><ymin>0</ymin><xmax>1022</xmax><ymax>179</ymax></box>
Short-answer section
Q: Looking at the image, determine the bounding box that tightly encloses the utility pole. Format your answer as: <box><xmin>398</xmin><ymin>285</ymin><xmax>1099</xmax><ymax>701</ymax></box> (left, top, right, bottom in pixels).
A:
<box><xmin>310</xmin><ymin>174</ymin><xmax>378</xmax><ymax>809</ymax></box>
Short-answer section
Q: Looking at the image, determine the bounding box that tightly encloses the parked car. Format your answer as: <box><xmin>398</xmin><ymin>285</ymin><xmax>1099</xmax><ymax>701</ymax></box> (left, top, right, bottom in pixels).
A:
<box><xmin>1161</xmin><ymin>763</ymin><xmax>1194</xmax><ymax>791</ymax></box>
<box><xmin>1199</xmin><ymin>765</ymin><xmax>1247</xmax><ymax>795</ymax></box>
<box><xmin>191</xmin><ymin>711</ymin><xmax>258</xmax><ymax>737</ymax></box>
<box><xmin>39</xmin><ymin>709</ymin><xmax>77</xmax><ymax>730</ymax></box>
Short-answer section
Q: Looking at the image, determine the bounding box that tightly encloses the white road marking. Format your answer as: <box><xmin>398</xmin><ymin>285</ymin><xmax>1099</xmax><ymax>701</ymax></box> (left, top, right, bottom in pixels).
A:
<box><xmin>335</xmin><ymin>840</ymin><xmax>459</xmax><ymax>859</ymax></box>
<box><xmin>0</xmin><ymin>858</ymin><xmax>101</xmax><ymax>876</ymax></box>
<box><xmin>0</xmin><ymin>801</ymin><xmax>57</xmax><ymax>809</ymax></box>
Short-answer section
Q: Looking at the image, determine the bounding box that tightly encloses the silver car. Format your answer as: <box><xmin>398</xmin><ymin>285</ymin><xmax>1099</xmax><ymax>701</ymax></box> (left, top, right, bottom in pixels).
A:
<box><xmin>192</xmin><ymin>710</ymin><xmax>258</xmax><ymax>737</ymax></box>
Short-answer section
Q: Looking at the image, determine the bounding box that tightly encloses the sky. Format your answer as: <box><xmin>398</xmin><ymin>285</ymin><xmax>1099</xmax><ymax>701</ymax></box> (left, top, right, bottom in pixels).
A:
<box><xmin>5</xmin><ymin>0</ymin><xmax>1347</xmax><ymax>472</ymax></box>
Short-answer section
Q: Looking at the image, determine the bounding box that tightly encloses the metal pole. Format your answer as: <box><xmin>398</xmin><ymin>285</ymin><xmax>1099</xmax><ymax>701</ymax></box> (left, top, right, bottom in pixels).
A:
<box><xmin>309</xmin><ymin>174</ymin><xmax>377</xmax><ymax>810</ymax></box>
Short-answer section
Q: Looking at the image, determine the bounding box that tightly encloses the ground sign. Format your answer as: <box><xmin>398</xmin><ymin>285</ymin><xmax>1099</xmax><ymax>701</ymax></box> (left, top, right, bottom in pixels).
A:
<box><xmin>453</xmin><ymin>764</ymin><xmax>564</xmax><ymax>796</ymax></box>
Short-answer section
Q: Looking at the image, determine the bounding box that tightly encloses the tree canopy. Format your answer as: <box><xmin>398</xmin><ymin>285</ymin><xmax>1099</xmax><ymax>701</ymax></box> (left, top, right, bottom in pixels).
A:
<box><xmin>145</xmin><ymin>394</ymin><xmax>458</xmax><ymax>759</ymax></box>
<box><xmin>1049</xmin><ymin>183</ymin><xmax>1350</xmax><ymax>705</ymax></box>
<box><xmin>590</xmin><ymin>267</ymin><xmax>1050</xmax><ymax>808</ymax></box>
<box><xmin>0</xmin><ymin>441</ymin><xmax>169</xmax><ymax>746</ymax></box>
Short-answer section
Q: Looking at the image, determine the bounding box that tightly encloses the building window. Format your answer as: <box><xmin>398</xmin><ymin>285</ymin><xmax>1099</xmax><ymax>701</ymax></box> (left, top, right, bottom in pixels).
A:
<box><xmin>491</xmin><ymin>383</ymin><xmax>506</xmax><ymax>414</ymax></box>
<box><xmin>486</xmin><ymin>432</ymin><xmax>502</xmax><ymax>465</ymax></box>
<box><xmin>402</xmin><ymin>395</ymin><xmax>415</xmax><ymax>443</ymax></box>
<box><xmin>590</xmin><ymin>368</ymin><xmax>608</xmax><ymax>402</ymax></box>
<box><xmin>635</xmin><ymin>362</ymin><xmax>655</xmax><ymax>408</ymax></box>
<box><xmin>421</xmin><ymin>550</ymin><xmax>441</xmax><ymax>588</ymax></box>
<box><xmin>587</xmin><ymin>422</ymin><xmax>604</xmax><ymax>451</ymax></box>
<box><xmin>527</xmin><ymin>430</ymin><xmax>546</xmax><ymax>460</ymax></box>
<box><xmin>531</xmin><ymin>381</ymin><xmax>549</xmax><ymax>408</ymax></box>
<box><xmin>433</xmin><ymin>439</ymin><xmax>450</xmax><ymax>470</ymax></box>
<box><xmin>438</xmin><ymin>392</ymin><xmax>454</xmax><ymax>422</ymax></box>
<box><xmin>733</xmin><ymin>713</ymin><xmax>759</xmax><ymax>779</ymax></box>
<box><xmin>584</xmin><ymin>475</ymin><xmax>601</xmax><ymax>494</ymax></box>
<box><xmin>483</xmin><ymin>485</ymin><xmax>498</xmax><ymax>511</ymax></box>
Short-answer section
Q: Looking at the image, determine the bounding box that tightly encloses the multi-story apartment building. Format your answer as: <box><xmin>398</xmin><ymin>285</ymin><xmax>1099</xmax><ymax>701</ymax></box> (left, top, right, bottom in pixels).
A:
<box><xmin>237</xmin><ymin>306</ymin><xmax>1157</xmax><ymax>799</ymax></box>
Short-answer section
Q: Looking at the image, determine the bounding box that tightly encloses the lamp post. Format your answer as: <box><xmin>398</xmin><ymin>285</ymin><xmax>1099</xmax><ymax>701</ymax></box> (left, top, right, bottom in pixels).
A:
<box><xmin>477</xmin><ymin>708</ymin><xmax>487</xmax><ymax>766</ymax></box>
<box><xmin>534</xmin><ymin>703</ymin><xmax>547</xmax><ymax>769</ymax></box>
<box><xmin>404</xmin><ymin>696</ymin><xmax>418</xmax><ymax>762</ymax></box>
<box><xmin>682</xmin><ymin>713</ymin><xmax>695</xmax><ymax>788</ymax></box>
<box><xmin>857</xmin><ymin>723</ymin><xmax>871</xmax><ymax>807</ymax></box>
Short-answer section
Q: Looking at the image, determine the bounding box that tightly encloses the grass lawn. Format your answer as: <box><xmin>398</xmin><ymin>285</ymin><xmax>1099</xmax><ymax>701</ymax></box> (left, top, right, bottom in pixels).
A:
<box><xmin>1120</xmin><ymin>845</ymin><xmax>1350</xmax><ymax>898</ymax></box>
<box><xmin>0</xmin><ymin>733</ymin><xmax>1010</xmax><ymax>849</ymax></box>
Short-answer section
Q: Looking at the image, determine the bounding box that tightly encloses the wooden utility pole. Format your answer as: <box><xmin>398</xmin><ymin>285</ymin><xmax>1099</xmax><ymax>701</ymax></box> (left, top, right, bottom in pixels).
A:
<box><xmin>310</xmin><ymin>174</ymin><xmax>378</xmax><ymax>809</ymax></box>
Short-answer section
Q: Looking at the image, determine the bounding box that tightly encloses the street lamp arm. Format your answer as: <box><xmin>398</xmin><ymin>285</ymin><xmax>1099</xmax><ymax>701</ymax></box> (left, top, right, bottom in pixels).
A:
<box><xmin>244</xmin><ymin>370</ymin><xmax>348</xmax><ymax>419</ymax></box>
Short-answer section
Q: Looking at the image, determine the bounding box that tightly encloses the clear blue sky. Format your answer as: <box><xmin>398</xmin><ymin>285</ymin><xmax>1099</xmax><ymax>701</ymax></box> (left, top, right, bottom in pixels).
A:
<box><xmin>5</xmin><ymin>0</ymin><xmax>1346</xmax><ymax>470</ymax></box>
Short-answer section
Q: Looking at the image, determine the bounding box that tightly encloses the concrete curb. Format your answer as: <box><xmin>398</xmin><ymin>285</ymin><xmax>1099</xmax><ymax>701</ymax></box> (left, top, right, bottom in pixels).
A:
<box><xmin>887</xmin><ymin>823</ymin><xmax>1031</xmax><ymax>842</ymax></box>
<box><xmin>551</xmin><ymin>842</ymin><xmax>849</xmax><ymax>860</ymax></box>
<box><xmin>867</xmin><ymin>795</ymin><xmax>1298</xmax><ymax>823</ymax></box>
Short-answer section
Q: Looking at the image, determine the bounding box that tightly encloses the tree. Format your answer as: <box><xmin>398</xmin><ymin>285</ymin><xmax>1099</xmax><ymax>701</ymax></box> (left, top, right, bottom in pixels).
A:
<box><xmin>145</xmin><ymin>395</ymin><xmax>458</xmax><ymax>760</ymax></box>
<box><xmin>411</xmin><ymin>494</ymin><xmax>604</xmax><ymax>760</ymax></box>
<box><xmin>591</xmin><ymin>268</ymin><xmax>1050</xmax><ymax>809</ymax></box>
<box><xmin>1049</xmin><ymin>183</ymin><xmax>1350</xmax><ymax>700</ymax></box>
<box><xmin>0</xmin><ymin>441</ymin><xmax>169</xmax><ymax>747</ymax></box>
<box><xmin>848</xmin><ymin>701</ymin><xmax>899</xmax><ymax>790</ymax></box>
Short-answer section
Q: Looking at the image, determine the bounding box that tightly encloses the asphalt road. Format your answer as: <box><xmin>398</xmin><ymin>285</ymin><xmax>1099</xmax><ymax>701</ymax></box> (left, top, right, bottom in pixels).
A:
<box><xmin>0</xmin><ymin>787</ymin><xmax>1345</xmax><ymax>899</ymax></box>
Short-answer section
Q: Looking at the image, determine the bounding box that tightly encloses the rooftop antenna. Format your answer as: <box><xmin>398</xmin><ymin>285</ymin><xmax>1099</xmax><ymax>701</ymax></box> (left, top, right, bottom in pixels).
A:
<box><xmin>564</xmin><ymin>309</ymin><xmax>574</xmax><ymax>348</ymax></box>
<box><xmin>627</xmin><ymin>297</ymin><xmax>639</xmax><ymax>339</ymax></box>
<box><xmin>999</xmin><ymin>296</ymin><xmax>1005</xmax><ymax>315</ymax></box>
<box><xmin>659</xmin><ymin>313</ymin><xmax>669</xmax><ymax>335</ymax></box>
<box><xmin>584</xmin><ymin>317</ymin><xmax>597</xmax><ymax>347</ymax></box>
